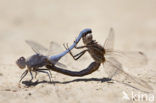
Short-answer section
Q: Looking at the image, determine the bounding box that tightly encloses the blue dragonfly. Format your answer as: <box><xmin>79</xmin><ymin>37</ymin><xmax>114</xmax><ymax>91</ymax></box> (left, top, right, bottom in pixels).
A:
<box><xmin>16</xmin><ymin>28</ymin><xmax>91</xmax><ymax>84</ymax></box>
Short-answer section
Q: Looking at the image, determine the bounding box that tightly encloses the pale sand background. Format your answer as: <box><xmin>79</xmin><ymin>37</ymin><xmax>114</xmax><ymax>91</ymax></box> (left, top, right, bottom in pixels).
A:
<box><xmin>0</xmin><ymin>0</ymin><xmax>156</xmax><ymax>103</ymax></box>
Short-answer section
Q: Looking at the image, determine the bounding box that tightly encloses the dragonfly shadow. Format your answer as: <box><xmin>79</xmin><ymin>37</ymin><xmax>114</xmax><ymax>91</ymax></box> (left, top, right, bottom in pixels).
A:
<box><xmin>22</xmin><ymin>77</ymin><xmax>112</xmax><ymax>87</ymax></box>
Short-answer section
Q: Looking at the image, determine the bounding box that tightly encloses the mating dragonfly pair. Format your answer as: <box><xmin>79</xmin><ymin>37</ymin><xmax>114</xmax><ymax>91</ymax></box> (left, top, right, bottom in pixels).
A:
<box><xmin>16</xmin><ymin>28</ymin><xmax>153</xmax><ymax>92</ymax></box>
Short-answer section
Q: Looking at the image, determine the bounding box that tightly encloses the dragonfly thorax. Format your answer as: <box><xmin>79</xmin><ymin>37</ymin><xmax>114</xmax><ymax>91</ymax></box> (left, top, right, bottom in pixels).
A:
<box><xmin>87</xmin><ymin>42</ymin><xmax>105</xmax><ymax>63</ymax></box>
<box><xmin>26</xmin><ymin>54</ymin><xmax>48</xmax><ymax>69</ymax></box>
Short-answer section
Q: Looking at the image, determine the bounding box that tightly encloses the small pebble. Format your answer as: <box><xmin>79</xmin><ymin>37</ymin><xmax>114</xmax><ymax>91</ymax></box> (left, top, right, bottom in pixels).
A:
<box><xmin>12</xmin><ymin>90</ymin><xmax>17</xmax><ymax>92</ymax></box>
<box><xmin>28</xmin><ymin>93</ymin><xmax>32</xmax><ymax>96</ymax></box>
<box><xmin>5</xmin><ymin>89</ymin><xmax>11</xmax><ymax>91</ymax></box>
<box><xmin>0</xmin><ymin>73</ymin><xmax>3</xmax><ymax>76</ymax></box>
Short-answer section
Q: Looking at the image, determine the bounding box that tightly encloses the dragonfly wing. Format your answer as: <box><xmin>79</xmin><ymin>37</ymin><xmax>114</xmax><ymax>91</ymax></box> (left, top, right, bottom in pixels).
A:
<box><xmin>55</xmin><ymin>62</ymin><xmax>67</xmax><ymax>68</ymax></box>
<box><xmin>49</xmin><ymin>59</ymin><xmax>67</xmax><ymax>68</ymax></box>
<box><xmin>47</xmin><ymin>41</ymin><xmax>63</xmax><ymax>56</ymax></box>
<box><xmin>103</xmin><ymin>56</ymin><xmax>122</xmax><ymax>78</ymax></box>
<box><xmin>25</xmin><ymin>40</ymin><xmax>48</xmax><ymax>55</ymax></box>
<box><xmin>103</xmin><ymin>28</ymin><xmax>147</xmax><ymax>68</ymax></box>
<box><xmin>48</xmin><ymin>41</ymin><xmax>68</xmax><ymax>68</ymax></box>
<box><xmin>103</xmin><ymin>57</ymin><xmax>153</xmax><ymax>92</ymax></box>
<box><xmin>26</xmin><ymin>40</ymin><xmax>68</xmax><ymax>68</ymax></box>
<box><xmin>103</xmin><ymin>28</ymin><xmax>115</xmax><ymax>51</ymax></box>
<box><xmin>105</xmin><ymin>50</ymin><xmax>148</xmax><ymax>68</ymax></box>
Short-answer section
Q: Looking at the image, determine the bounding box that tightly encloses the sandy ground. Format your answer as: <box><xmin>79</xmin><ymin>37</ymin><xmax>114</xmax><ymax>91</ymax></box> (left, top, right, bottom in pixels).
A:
<box><xmin>0</xmin><ymin>0</ymin><xmax>156</xmax><ymax>103</ymax></box>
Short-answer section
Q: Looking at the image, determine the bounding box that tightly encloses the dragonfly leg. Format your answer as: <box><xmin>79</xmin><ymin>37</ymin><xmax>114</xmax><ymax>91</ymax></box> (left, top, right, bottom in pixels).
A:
<box><xmin>75</xmin><ymin>45</ymin><xmax>88</xmax><ymax>49</ymax></box>
<box><xmin>36</xmin><ymin>68</ymin><xmax>52</xmax><ymax>77</ymax></box>
<box><xmin>63</xmin><ymin>43</ymin><xmax>88</xmax><ymax>60</ymax></box>
<box><xmin>29</xmin><ymin>71</ymin><xmax>34</xmax><ymax>81</ymax></box>
<box><xmin>48</xmin><ymin>69</ymin><xmax>52</xmax><ymax>78</ymax></box>
<box><xmin>73</xmin><ymin>50</ymin><xmax>87</xmax><ymax>60</ymax></box>
<box><xmin>19</xmin><ymin>70</ymin><xmax>28</xmax><ymax>83</ymax></box>
<box><xmin>73</xmin><ymin>39</ymin><xmax>89</xmax><ymax>49</ymax></box>
<box><xmin>34</xmin><ymin>70</ymin><xmax>52</xmax><ymax>79</ymax></box>
<box><xmin>63</xmin><ymin>43</ymin><xmax>87</xmax><ymax>50</ymax></box>
<box><xmin>36</xmin><ymin>69</ymin><xmax>52</xmax><ymax>82</ymax></box>
<box><xmin>35</xmin><ymin>71</ymin><xmax>38</xmax><ymax>78</ymax></box>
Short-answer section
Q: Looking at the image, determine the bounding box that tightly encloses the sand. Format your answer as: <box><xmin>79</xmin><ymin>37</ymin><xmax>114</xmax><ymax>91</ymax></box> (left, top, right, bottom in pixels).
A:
<box><xmin>0</xmin><ymin>0</ymin><xmax>156</xmax><ymax>103</ymax></box>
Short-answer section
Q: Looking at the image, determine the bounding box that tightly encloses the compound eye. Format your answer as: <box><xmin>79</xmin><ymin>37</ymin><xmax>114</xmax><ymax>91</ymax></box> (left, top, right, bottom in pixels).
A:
<box><xmin>16</xmin><ymin>57</ymin><xmax>26</xmax><ymax>69</ymax></box>
<box><xmin>20</xmin><ymin>57</ymin><xmax>25</xmax><ymax>61</ymax></box>
<box><xmin>82</xmin><ymin>34</ymin><xmax>87</xmax><ymax>38</ymax></box>
<box><xmin>86</xmin><ymin>33</ymin><xmax>92</xmax><ymax>40</ymax></box>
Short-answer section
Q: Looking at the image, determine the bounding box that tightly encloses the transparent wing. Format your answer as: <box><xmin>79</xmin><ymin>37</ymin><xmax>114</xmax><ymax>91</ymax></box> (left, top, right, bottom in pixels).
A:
<box><xmin>48</xmin><ymin>41</ymin><xmax>67</xmax><ymax>68</ymax></box>
<box><xmin>103</xmin><ymin>57</ymin><xmax>153</xmax><ymax>92</ymax></box>
<box><xmin>55</xmin><ymin>62</ymin><xmax>67</xmax><ymax>68</ymax></box>
<box><xmin>25</xmin><ymin>40</ymin><xmax>48</xmax><ymax>55</ymax></box>
<box><xmin>47</xmin><ymin>41</ymin><xmax>63</xmax><ymax>57</ymax></box>
<box><xmin>103</xmin><ymin>28</ymin><xmax>115</xmax><ymax>51</ymax></box>
<box><xmin>105</xmin><ymin>50</ymin><xmax>148</xmax><ymax>68</ymax></box>
<box><xmin>26</xmin><ymin>40</ymin><xmax>67</xmax><ymax>68</ymax></box>
<box><xmin>103</xmin><ymin>28</ymin><xmax>147</xmax><ymax>68</ymax></box>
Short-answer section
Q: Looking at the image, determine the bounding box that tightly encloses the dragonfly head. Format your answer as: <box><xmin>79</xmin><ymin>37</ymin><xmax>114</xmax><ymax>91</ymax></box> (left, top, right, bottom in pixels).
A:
<box><xmin>82</xmin><ymin>30</ymin><xmax>93</xmax><ymax>44</ymax></box>
<box><xmin>16</xmin><ymin>57</ymin><xmax>26</xmax><ymax>69</ymax></box>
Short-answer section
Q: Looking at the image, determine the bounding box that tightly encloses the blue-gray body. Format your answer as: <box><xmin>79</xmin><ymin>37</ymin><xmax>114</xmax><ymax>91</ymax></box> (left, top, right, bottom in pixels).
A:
<box><xmin>26</xmin><ymin>54</ymin><xmax>47</xmax><ymax>69</ymax></box>
<box><xmin>49</xmin><ymin>28</ymin><xmax>91</xmax><ymax>63</ymax></box>
<box><xmin>26</xmin><ymin>28</ymin><xmax>91</xmax><ymax>68</ymax></box>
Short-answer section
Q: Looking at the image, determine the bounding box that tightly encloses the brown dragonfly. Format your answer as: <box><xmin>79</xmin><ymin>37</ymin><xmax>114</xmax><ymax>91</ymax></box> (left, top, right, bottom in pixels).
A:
<box><xmin>62</xmin><ymin>28</ymin><xmax>153</xmax><ymax>93</ymax></box>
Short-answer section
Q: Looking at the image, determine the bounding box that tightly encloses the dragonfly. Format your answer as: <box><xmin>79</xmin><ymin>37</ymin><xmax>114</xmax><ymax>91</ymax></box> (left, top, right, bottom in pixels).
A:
<box><xmin>61</xmin><ymin>28</ymin><xmax>153</xmax><ymax>92</ymax></box>
<box><xmin>16</xmin><ymin>28</ymin><xmax>92</xmax><ymax>84</ymax></box>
